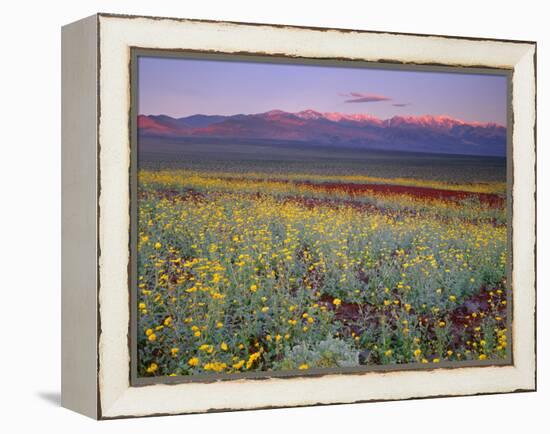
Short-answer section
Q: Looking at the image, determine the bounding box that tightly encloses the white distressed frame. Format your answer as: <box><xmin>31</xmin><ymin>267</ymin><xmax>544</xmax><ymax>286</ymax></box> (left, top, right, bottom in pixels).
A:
<box><xmin>69</xmin><ymin>13</ymin><xmax>536</xmax><ymax>419</ymax></box>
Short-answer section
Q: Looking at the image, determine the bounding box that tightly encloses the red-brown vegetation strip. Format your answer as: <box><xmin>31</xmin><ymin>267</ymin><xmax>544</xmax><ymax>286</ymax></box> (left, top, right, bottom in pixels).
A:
<box><xmin>297</xmin><ymin>180</ymin><xmax>505</xmax><ymax>207</ymax></box>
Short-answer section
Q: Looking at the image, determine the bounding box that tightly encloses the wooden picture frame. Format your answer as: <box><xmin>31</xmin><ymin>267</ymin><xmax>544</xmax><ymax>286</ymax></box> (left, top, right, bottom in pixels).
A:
<box><xmin>61</xmin><ymin>13</ymin><xmax>536</xmax><ymax>419</ymax></box>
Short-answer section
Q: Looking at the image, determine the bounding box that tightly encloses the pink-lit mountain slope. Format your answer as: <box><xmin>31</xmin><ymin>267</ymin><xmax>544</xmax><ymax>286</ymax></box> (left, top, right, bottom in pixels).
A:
<box><xmin>138</xmin><ymin>109</ymin><xmax>506</xmax><ymax>156</ymax></box>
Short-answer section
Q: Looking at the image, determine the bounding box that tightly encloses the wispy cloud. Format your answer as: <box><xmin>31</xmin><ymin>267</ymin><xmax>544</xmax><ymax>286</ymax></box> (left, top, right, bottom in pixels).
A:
<box><xmin>392</xmin><ymin>103</ymin><xmax>411</xmax><ymax>107</ymax></box>
<box><xmin>341</xmin><ymin>92</ymin><xmax>391</xmax><ymax>103</ymax></box>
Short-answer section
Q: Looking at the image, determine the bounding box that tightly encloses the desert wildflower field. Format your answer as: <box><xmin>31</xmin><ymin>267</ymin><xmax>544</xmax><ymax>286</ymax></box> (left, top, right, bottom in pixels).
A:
<box><xmin>136</xmin><ymin>163</ymin><xmax>509</xmax><ymax>378</ymax></box>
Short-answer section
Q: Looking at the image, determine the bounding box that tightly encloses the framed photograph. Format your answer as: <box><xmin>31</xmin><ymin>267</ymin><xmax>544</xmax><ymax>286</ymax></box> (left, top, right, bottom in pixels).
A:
<box><xmin>61</xmin><ymin>13</ymin><xmax>536</xmax><ymax>419</ymax></box>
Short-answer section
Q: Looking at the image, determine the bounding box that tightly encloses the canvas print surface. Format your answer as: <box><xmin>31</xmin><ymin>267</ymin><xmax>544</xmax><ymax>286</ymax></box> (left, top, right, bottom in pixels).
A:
<box><xmin>134</xmin><ymin>54</ymin><xmax>510</xmax><ymax>380</ymax></box>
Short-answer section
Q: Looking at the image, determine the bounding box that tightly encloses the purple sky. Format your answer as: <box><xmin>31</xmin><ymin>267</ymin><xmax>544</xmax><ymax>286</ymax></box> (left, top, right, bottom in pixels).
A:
<box><xmin>138</xmin><ymin>56</ymin><xmax>508</xmax><ymax>125</ymax></box>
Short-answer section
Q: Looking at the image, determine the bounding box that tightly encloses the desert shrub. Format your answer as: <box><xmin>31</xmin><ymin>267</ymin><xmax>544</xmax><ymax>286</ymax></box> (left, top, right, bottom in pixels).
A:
<box><xmin>274</xmin><ymin>337</ymin><xmax>359</xmax><ymax>370</ymax></box>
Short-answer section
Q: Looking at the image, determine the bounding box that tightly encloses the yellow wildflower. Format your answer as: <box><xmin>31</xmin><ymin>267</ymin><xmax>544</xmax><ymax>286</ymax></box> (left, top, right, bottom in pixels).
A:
<box><xmin>146</xmin><ymin>362</ymin><xmax>158</xmax><ymax>373</ymax></box>
<box><xmin>246</xmin><ymin>351</ymin><xmax>262</xmax><ymax>369</ymax></box>
<box><xmin>199</xmin><ymin>344</ymin><xmax>213</xmax><ymax>353</ymax></box>
<box><xmin>204</xmin><ymin>361</ymin><xmax>227</xmax><ymax>372</ymax></box>
<box><xmin>232</xmin><ymin>360</ymin><xmax>245</xmax><ymax>369</ymax></box>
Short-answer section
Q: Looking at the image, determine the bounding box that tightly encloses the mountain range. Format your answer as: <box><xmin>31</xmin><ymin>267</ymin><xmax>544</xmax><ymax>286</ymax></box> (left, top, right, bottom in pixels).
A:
<box><xmin>138</xmin><ymin>109</ymin><xmax>506</xmax><ymax>157</ymax></box>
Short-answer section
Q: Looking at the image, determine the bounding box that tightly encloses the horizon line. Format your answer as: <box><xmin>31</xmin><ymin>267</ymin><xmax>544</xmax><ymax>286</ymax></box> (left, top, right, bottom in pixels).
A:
<box><xmin>137</xmin><ymin>109</ymin><xmax>506</xmax><ymax>128</ymax></box>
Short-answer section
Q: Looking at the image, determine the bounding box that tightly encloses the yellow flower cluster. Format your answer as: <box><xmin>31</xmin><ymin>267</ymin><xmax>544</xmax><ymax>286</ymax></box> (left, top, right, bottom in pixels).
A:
<box><xmin>136</xmin><ymin>167</ymin><xmax>508</xmax><ymax>377</ymax></box>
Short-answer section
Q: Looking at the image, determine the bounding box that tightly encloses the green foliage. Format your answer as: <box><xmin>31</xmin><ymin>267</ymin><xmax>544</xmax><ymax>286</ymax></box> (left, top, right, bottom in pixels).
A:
<box><xmin>136</xmin><ymin>167</ymin><xmax>509</xmax><ymax>377</ymax></box>
<box><xmin>274</xmin><ymin>337</ymin><xmax>359</xmax><ymax>370</ymax></box>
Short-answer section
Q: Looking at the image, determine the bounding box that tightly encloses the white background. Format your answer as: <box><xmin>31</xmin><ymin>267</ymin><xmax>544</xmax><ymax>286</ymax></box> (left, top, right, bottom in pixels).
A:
<box><xmin>0</xmin><ymin>0</ymin><xmax>546</xmax><ymax>432</ymax></box>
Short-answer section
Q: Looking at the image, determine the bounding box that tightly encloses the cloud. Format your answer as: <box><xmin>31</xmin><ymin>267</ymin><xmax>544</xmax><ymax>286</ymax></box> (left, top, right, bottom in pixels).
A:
<box><xmin>341</xmin><ymin>92</ymin><xmax>391</xmax><ymax>103</ymax></box>
<box><xmin>392</xmin><ymin>103</ymin><xmax>411</xmax><ymax>107</ymax></box>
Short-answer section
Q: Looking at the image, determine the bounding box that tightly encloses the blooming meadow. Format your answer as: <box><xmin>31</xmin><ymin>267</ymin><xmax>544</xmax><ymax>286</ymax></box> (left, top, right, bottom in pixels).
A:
<box><xmin>136</xmin><ymin>168</ymin><xmax>508</xmax><ymax>377</ymax></box>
